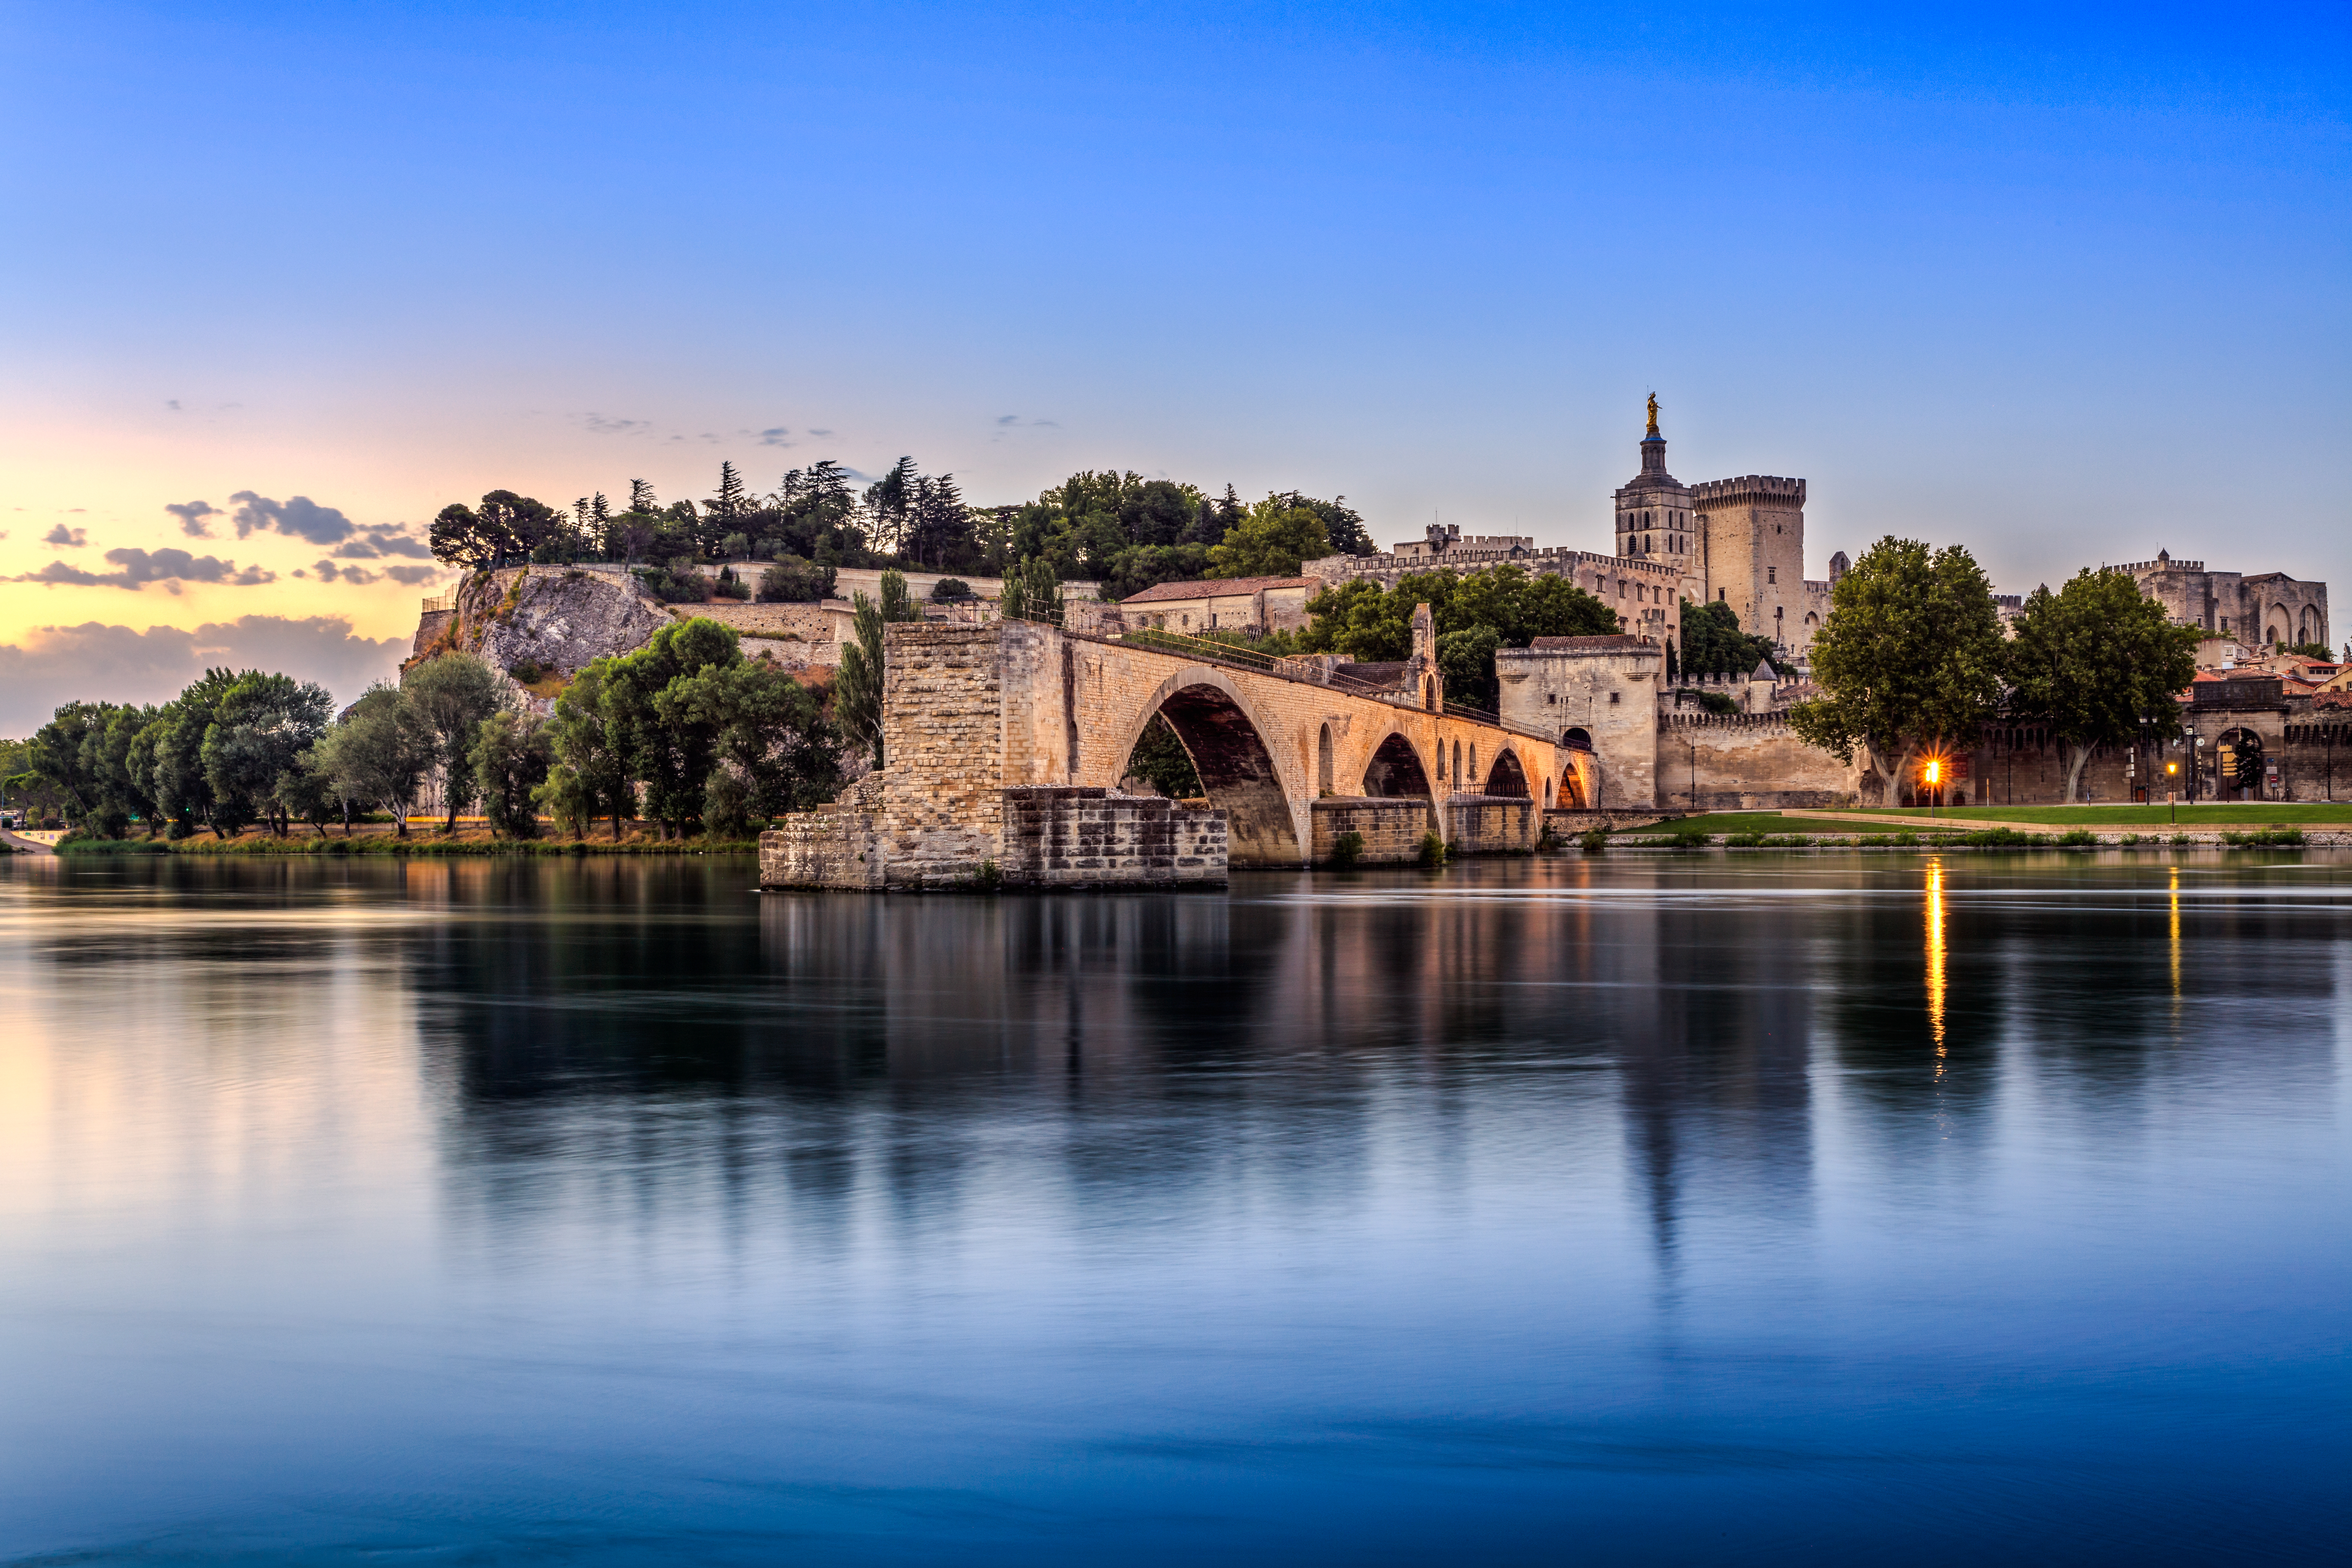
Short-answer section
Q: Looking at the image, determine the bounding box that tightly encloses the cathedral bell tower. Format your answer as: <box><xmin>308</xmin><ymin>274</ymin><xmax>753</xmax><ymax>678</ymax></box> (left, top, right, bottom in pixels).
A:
<box><xmin>1613</xmin><ymin>395</ymin><xmax>1695</xmax><ymax>567</ymax></box>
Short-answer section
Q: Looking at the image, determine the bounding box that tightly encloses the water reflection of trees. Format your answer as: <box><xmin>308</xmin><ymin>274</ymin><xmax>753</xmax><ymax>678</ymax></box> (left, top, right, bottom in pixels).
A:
<box><xmin>408</xmin><ymin>855</ymin><xmax>2345</xmax><ymax>1271</ymax></box>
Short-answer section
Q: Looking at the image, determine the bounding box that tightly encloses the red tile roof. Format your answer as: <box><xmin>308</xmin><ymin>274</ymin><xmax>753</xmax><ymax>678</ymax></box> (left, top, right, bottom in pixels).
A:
<box><xmin>1119</xmin><ymin>576</ymin><xmax>1318</xmax><ymax>604</ymax></box>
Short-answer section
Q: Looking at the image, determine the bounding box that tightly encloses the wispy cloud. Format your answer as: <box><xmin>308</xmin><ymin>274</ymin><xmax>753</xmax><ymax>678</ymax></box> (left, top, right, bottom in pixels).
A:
<box><xmin>330</xmin><ymin>523</ymin><xmax>433</xmax><ymax>560</ymax></box>
<box><xmin>230</xmin><ymin>490</ymin><xmax>356</xmax><ymax>546</ymax></box>
<box><xmin>752</xmin><ymin>427</ymin><xmax>792</xmax><ymax>447</ymax></box>
<box><xmin>0</xmin><ymin>616</ymin><xmax>407</xmax><ymax>735</ymax></box>
<box><xmin>11</xmin><ymin>548</ymin><xmax>276</xmax><ymax>593</ymax></box>
<box><xmin>43</xmin><ymin>524</ymin><xmax>88</xmax><ymax>548</ymax></box>
<box><xmin>165</xmin><ymin>499</ymin><xmax>223</xmax><ymax>538</ymax></box>
<box><xmin>990</xmin><ymin>413</ymin><xmax>1060</xmax><ymax>443</ymax></box>
<box><xmin>581</xmin><ymin>413</ymin><xmax>650</xmax><ymax>436</ymax></box>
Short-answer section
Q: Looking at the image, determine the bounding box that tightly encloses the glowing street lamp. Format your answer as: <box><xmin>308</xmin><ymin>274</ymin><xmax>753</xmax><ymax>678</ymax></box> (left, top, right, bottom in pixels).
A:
<box><xmin>2166</xmin><ymin>759</ymin><xmax>2179</xmax><ymax>824</ymax></box>
<box><xmin>1922</xmin><ymin>757</ymin><xmax>1943</xmax><ymax>819</ymax></box>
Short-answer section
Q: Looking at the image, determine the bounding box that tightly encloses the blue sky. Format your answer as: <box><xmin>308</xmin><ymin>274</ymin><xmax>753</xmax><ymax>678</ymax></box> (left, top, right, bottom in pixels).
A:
<box><xmin>0</xmin><ymin>2</ymin><xmax>2345</xmax><ymax>723</ymax></box>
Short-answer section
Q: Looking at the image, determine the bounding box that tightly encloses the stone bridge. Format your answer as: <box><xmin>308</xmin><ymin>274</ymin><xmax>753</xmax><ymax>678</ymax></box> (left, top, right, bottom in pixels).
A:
<box><xmin>761</xmin><ymin>618</ymin><xmax>1584</xmax><ymax>889</ymax></box>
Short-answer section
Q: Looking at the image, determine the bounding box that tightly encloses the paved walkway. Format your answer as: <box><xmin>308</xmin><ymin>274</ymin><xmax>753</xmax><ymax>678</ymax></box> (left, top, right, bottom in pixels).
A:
<box><xmin>2</xmin><ymin>829</ymin><xmax>58</xmax><ymax>855</ymax></box>
<box><xmin>1783</xmin><ymin>810</ymin><xmax>2084</xmax><ymax>835</ymax></box>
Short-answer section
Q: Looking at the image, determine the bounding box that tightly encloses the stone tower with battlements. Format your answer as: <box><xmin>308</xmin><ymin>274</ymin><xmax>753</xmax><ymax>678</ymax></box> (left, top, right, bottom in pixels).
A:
<box><xmin>1692</xmin><ymin>473</ymin><xmax>1808</xmax><ymax>650</ymax></box>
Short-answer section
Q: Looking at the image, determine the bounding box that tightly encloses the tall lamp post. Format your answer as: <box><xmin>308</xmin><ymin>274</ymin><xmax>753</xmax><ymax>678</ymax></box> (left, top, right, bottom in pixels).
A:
<box><xmin>2166</xmin><ymin>759</ymin><xmax>2179</xmax><ymax>825</ymax></box>
<box><xmin>1923</xmin><ymin>757</ymin><xmax>1942</xmax><ymax>820</ymax></box>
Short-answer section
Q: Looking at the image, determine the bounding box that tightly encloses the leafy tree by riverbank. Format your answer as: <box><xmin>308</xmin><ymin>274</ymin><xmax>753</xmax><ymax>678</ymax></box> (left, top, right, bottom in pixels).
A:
<box><xmin>1300</xmin><ymin>565</ymin><xmax>1619</xmax><ymax>709</ymax></box>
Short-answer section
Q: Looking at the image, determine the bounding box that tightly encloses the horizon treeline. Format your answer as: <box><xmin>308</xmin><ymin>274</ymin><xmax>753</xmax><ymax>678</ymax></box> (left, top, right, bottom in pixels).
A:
<box><xmin>428</xmin><ymin>460</ymin><xmax>1378</xmax><ymax>599</ymax></box>
<box><xmin>8</xmin><ymin>621</ymin><xmax>843</xmax><ymax>842</ymax></box>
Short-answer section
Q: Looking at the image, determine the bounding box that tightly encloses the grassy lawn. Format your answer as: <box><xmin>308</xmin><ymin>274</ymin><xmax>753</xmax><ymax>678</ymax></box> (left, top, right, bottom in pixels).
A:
<box><xmin>1645</xmin><ymin>812</ymin><xmax>1968</xmax><ymax>836</ymax></box>
<box><xmin>1813</xmin><ymin>803</ymin><xmax>2352</xmax><ymax>825</ymax></box>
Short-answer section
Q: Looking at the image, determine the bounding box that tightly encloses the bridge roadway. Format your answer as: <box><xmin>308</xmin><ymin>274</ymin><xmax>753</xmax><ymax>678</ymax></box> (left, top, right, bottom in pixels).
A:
<box><xmin>910</xmin><ymin>619</ymin><xmax>1586</xmax><ymax>867</ymax></box>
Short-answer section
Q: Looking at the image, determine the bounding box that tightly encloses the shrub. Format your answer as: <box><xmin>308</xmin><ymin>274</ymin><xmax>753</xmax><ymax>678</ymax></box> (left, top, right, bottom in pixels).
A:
<box><xmin>2056</xmin><ymin>828</ymin><xmax>2099</xmax><ymax>847</ymax></box>
<box><xmin>1418</xmin><ymin>831</ymin><xmax>1449</xmax><ymax>867</ymax></box>
<box><xmin>2222</xmin><ymin>828</ymin><xmax>2304</xmax><ymax>847</ymax></box>
<box><xmin>1579</xmin><ymin>827</ymin><xmax>1609</xmax><ymax>853</ymax></box>
<box><xmin>931</xmin><ymin>578</ymin><xmax>975</xmax><ymax>603</ymax></box>
<box><xmin>1674</xmin><ymin>688</ymin><xmax>1739</xmax><ymax>716</ymax></box>
<box><xmin>2169</xmin><ymin>832</ymin><xmax>2193</xmax><ymax>846</ymax></box>
<box><xmin>972</xmin><ymin>859</ymin><xmax>1003</xmax><ymax>891</ymax></box>
<box><xmin>712</xmin><ymin>566</ymin><xmax>751</xmax><ymax>601</ymax></box>
<box><xmin>1763</xmin><ymin>833</ymin><xmax>1812</xmax><ymax>848</ymax></box>
<box><xmin>1725</xmin><ymin>831</ymin><xmax>1765</xmax><ymax>847</ymax></box>
<box><xmin>1329</xmin><ymin>829</ymin><xmax>1364</xmax><ymax>869</ymax></box>
<box><xmin>632</xmin><ymin>565</ymin><xmax>708</xmax><ymax>604</ymax></box>
<box><xmin>1891</xmin><ymin>831</ymin><xmax>1920</xmax><ymax>846</ymax></box>
<box><xmin>758</xmin><ymin>556</ymin><xmax>835</xmax><ymax>603</ymax></box>
<box><xmin>2120</xmin><ymin>833</ymin><xmax>2142</xmax><ymax>846</ymax></box>
<box><xmin>1955</xmin><ymin>827</ymin><xmax>2033</xmax><ymax>847</ymax></box>
<box><xmin>508</xmin><ymin>657</ymin><xmax>546</xmax><ymax>685</ymax></box>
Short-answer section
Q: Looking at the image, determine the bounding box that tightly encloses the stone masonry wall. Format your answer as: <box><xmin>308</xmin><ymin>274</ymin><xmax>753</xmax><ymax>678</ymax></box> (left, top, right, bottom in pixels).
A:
<box><xmin>1000</xmin><ymin>787</ymin><xmax>1228</xmax><ymax>886</ymax></box>
<box><xmin>1655</xmin><ymin>712</ymin><xmax>1859</xmax><ymax>811</ymax></box>
<box><xmin>1311</xmin><ymin>799</ymin><xmax>1435</xmax><ymax>864</ymax></box>
<box><xmin>1446</xmin><ymin>798</ymin><xmax>1540</xmax><ymax>854</ymax></box>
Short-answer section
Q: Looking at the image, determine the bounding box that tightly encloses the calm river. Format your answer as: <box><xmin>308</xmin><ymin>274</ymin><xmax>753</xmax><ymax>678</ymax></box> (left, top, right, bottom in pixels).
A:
<box><xmin>2</xmin><ymin>853</ymin><xmax>2347</xmax><ymax>1564</ymax></box>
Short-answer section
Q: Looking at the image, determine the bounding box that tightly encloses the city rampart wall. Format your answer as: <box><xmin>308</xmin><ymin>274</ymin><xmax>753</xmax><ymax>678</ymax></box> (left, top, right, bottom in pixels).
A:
<box><xmin>1656</xmin><ymin>712</ymin><xmax>1859</xmax><ymax>811</ymax></box>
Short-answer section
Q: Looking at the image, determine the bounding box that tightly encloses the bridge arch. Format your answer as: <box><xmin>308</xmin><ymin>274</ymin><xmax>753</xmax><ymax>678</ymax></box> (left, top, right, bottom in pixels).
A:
<box><xmin>1361</xmin><ymin>729</ymin><xmax>1435</xmax><ymax>800</ymax></box>
<box><xmin>1112</xmin><ymin>666</ymin><xmax>1307</xmax><ymax>866</ymax></box>
<box><xmin>1483</xmin><ymin>745</ymin><xmax>1530</xmax><ymax>798</ymax></box>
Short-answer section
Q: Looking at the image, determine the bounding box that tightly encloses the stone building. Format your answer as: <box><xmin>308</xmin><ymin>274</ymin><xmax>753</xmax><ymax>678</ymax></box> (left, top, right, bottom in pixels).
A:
<box><xmin>1494</xmin><ymin>635</ymin><xmax>1662</xmax><ymax>808</ymax></box>
<box><xmin>1116</xmin><ymin>575</ymin><xmax>1318</xmax><ymax>636</ymax></box>
<box><xmin>2119</xmin><ymin>551</ymin><xmax>2329</xmax><ymax>650</ymax></box>
<box><xmin>1307</xmin><ymin>397</ymin><xmax>1835</xmax><ymax>660</ymax></box>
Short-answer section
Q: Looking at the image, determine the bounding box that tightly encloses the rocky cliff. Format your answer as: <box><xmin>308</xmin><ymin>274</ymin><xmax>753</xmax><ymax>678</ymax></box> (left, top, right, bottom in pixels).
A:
<box><xmin>410</xmin><ymin>567</ymin><xmax>672</xmax><ymax>689</ymax></box>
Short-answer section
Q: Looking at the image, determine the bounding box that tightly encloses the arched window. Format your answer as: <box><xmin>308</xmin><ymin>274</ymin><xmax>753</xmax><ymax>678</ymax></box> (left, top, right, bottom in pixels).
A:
<box><xmin>1453</xmin><ymin>740</ymin><xmax>1462</xmax><ymax>781</ymax></box>
<box><xmin>1317</xmin><ymin>723</ymin><xmax>1334</xmax><ymax>796</ymax></box>
<box><xmin>1469</xmin><ymin>744</ymin><xmax>1478</xmax><ymax>782</ymax></box>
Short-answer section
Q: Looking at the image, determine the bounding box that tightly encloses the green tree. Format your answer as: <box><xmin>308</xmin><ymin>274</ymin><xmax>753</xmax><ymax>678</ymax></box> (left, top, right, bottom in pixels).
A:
<box><xmin>1436</xmin><ymin>624</ymin><xmax>1505</xmax><ymax>709</ymax></box>
<box><xmin>136</xmin><ymin>669</ymin><xmax>241</xmax><ymax>837</ymax></box>
<box><xmin>429</xmin><ymin>490</ymin><xmax>565</xmax><ymax>568</ymax></box>
<box><xmin>471</xmin><ymin>710</ymin><xmax>553</xmax><ymax>838</ymax></box>
<box><xmin>539</xmin><ymin>660</ymin><xmax>631</xmax><ymax>839</ymax></box>
<box><xmin>23</xmin><ymin>703</ymin><xmax>113</xmax><ymax>830</ymax></box>
<box><xmin>658</xmin><ymin>656</ymin><xmax>842</xmax><ymax>821</ymax></box>
<box><xmin>864</xmin><ymin>456</ymin><xmax>918</xmax><ymax>556</ymax></box>
<box><xmin>907</xmin><ymin>472</ymin><xmax>974</xmax><ymax>570</ymax></box>
<box><xmin>313</xmin><ymin>685</ymin><xmax>430</xmax><ymax>837</ymax></box>
<box><xmin>996</xmin><ymin>556</ymin><xmax>1062</xmax><ymax>626</ymax></box>
<box><xmin>835</xmin><ymin>569</ymin><xmax>922</xmax><ymax>768</ymax></box>
<box><xmin>758</xmin><ymin>554</ymin><xmax>836</xmax><ymax>602</ymax></box>
<box><xmin>1297</xmin><ymin>566</ymin><xmax>1617</xmax><ymax>707</ymax></box>
<box><xmin>2006</xmin><ymin>568</ymin><xmax>2203</xmax><ymax>802</ymax></box>
<box><xmin>1206</xmin><ymin>495</ymin><xmax>1331</xmax><ymax>579</ymax></box>
<box><xmin>1787</xmin><ymin>536</ymin><xmax>2009</xmax><ymax>803</ymax></box>
<box><xmin>1122</xmin><ymin>713</ymin><xmax>1201</xmax><ymax>798</ymax></box>
<box><xmin>1101</xmin><ymin>542</ymin><xmax>1213</xmax><ymax>600</ymax></box>
<box><xmin>598</xmin><ymin>619</ymin><xmax>743</xmax><ymax>834</ymax></box>
<box><xmin>1678</xmin><ymin>598</ymin><xmax>1780</xmax><ymax>678</ymax></box>
<box><xmin>201</xmin><ymin>672</ymin><xmax>334</xmax><ymax>836</ymax></box>
<box><xmin>402</xmin><ymin>652</ymin><xmax>506</xmax><ymax>830</ymax></box>
<box><xmin>705</xmin><ymin>461</ymin><xmax>750</xmax><ymax>553</ymax></box>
